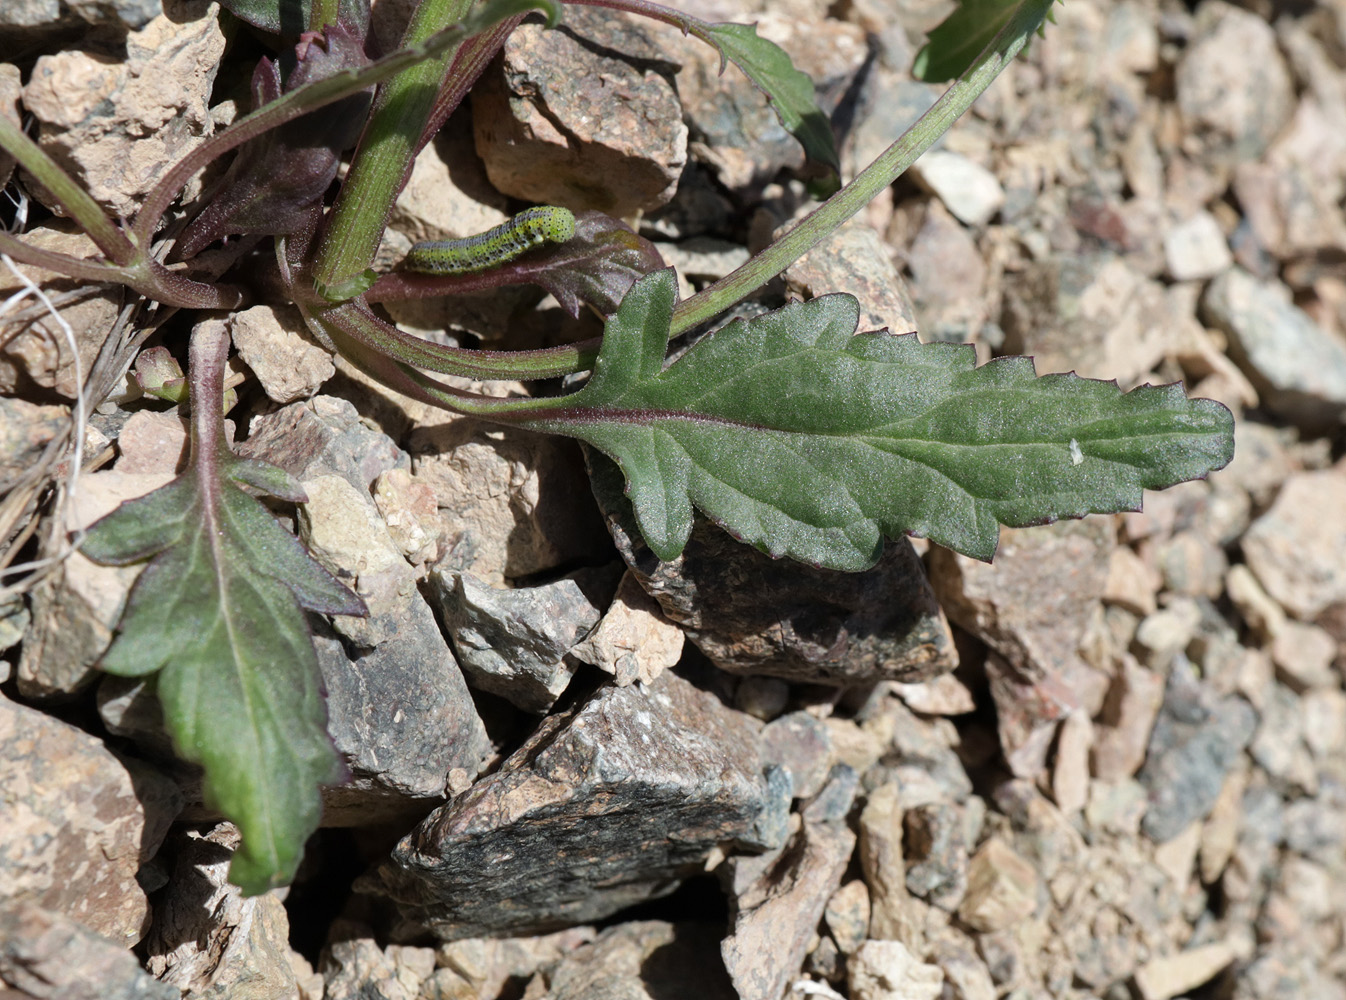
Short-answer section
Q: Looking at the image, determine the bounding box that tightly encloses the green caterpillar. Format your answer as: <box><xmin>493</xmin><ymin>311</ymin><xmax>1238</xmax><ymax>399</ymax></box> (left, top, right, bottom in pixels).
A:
<box><xmin>403</xmin><ymin>206</ymin><xmax>576</xmax><ymax>275</ymax></box>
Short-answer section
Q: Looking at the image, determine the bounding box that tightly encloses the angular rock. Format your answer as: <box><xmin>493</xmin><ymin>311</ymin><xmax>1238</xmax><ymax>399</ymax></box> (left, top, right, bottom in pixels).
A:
<box><xmin>986</xmin><ymin>654</ymin><xmax>1072</xmax><ymax>779</ymax></box>
<box><xmin>411</xmin><ymin>418</ymin><xmax>610</xmax><ymax>587</ymax></box>
<box><xmin>721</xmin><ymin>817</ymin><xmax>856</xmax><ymax>1000</ymax></box>
<box><xmin>1176</xmin><ymin>1</ymin><xmax>1293</xmax><ymax>167</ymax></box>
<box><xmin>238</xmin><ymin>395</ymin><xmax>410</xmax><ymax>498</ymax></box>
<box><xmin>784</xmin><ymin>218</ymin><xmax>919</xmax><ymax>338</ymax></box>
<box><xmin>848</xmin><ymin>940</ymin><xmax>943</xmax><ymax>1000</ymax></box>
<box><xmin>429</xmin><ymin>564</ymin><xmax>621</xmax><ymax>713</ymax></box>
<box><xmin>145</xmin><ymin>823</ymin><xmax>303</xmax><ymax>997</ymax></box>
<box><xmin>592</xmin><ymin>450</ymin><xmax>957</xmax><ymax>686</ymax></box>
<box><xmin>1134</xmin><ymin>942</ymin><xmax>1238</xmax><ymax>1000</ymax></box>
<box><xmin>906</xmin><ymin>200</ymin><xmax>988</xmax><ymax>344</ymax></box>
<box><xmin>911</xmin><ymin>150</ymin><xmax>1005</xmax><ymax>227</ymax></box>
<box><xmin>570</xmin><ymin>569</ymin><xmax>686</xmax><ymax>687</ymax></box>
<box><xmin>1163</xmin><ymin>210</ymin><xmax>1232</xmax><ymax>281</ymax></box>
<box><xmin>0</xmin><ymin>397</ymin><xmax>67</xmax><ymax>494</ymax></box>
<box><xmin>363</xmin><ymin>669</ymin><xmax>781</xmax><ymax>940</ymax></box>
<box><xmin>297</xmin><ymin>475</ymin><xmax>489</xmax><ymax>823</ymax></box>
<box><xmin>825</xmin><ymin>880</ymin><xmax>871</xmax><ymax>954</ymax></box>
<box><xmin>1000</xmin><ymin>252</ymin><xmax>1172</xmax><ymax>387</ymax></box>
<box><xmin>1269</xmin><ymin>620</ymin><xmax>1338</xmax><ymax>691</ymax></box>
<box><xmin>1202</xmin><ymin>269</ymin><xmax>1346</xmax><ymax>429</ymax></box>
<box><xmin>0</xmin><ymin>225</ymin><xmax>122</xmax><ymax>398</ymax></box>
<box><xmin>16</xmin><ymin>470</ymin><xmax>170</xmax><ymax>698</ymax></box>
<box><xmin>371</xmin><ymin>467</ymin><xmax>444</xmax><ymax>567</ymax></box>
<box><xmin>760</xmin><ymin>711</ymin><xmax>835</xmax><ymax>800</ymax></box>
<box><xmin>112</xmin><ymin>409</ymin><xmax>189</xmax><ymax>475</ymax></box>
<box><xmin>903</xmin><ymin>802</ymin><xmax>969</xmax><ymax>911</ymax></box>
<box><xmin>231</xmin><ymin>304</ymin><xmax>335</xmax><ymax>404</ymax></box>
<box><xmin>1138</xmin><ymin>662</ymin><xmax>1259</xmax><ymax>842</ymax></box>
<box><xmin>1241</xmin><ymin>470</ymin><xmax>1346</xmax><ymax>620</ymax></box>
<box><xmin>0</xmin><ymin>692</ymin><xmax>180</xmax><ymax>943</ymax></box>
<box><xmin>472</xmin><ymin>8</ymin><xmax>686</xmax><ymax>214</ymax></box>
<box><xmin>322</xmin><ymin>928</ymin><xmax>436</xmax><ymax>1000</ymax></box>
<box><xmin>0</xmin><ymin>902</ymin><xmax>178</xmax><ymax>1000</ymax></box>
<box><xmin>957</xmin><ymin>837</ymin><xmax>1039</xmax><ymax>933</ymax></box>
<box><xmin>547</xmin><ymin>921</ymin><xmax>734</xmax><ymax>1000</ymax></box>
<box><xmin>928</xmin><ymin>518</ymin><xmax>1114</xmax><ymax>684</ymax></box>
<box><xmin>671</xmin><ymin>11</ymin><xmax>864</xmax><ymax>191</ymax></box>
<box><xmin>1051</xmin><ymin>709</ymin><xmax>1093</xmax><ymax>815</ymax></box>
<box><xmin>1092</xmin><ymin>654</ymin><xmax>1166</xmax><ymax>782</ymax></box>
<box><xmin>21</xmin><ymin>0</ymin><xmax>224</xmax><ymax>218</ymax></box>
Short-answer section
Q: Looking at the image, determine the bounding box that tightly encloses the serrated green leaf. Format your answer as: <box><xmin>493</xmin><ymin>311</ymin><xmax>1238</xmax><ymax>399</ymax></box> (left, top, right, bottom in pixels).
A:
<box><xmin>914</xmin><ymin>0</ymin><xmax>1055</xmax><ymax>82</ymax></box>
<box><xmin>522</xmin><ymin>269</ymin><xmax>1235</xmax><ymax>570</ymax></box>
<box><xmin>704</xmin><ymin>23</ymin><xmax>839</xmax><ymax>171</ymax></box>
<box><xmin>82</xmin><ymin>453</ymin><xmax>364</xmax><ymax>894</ymax></box>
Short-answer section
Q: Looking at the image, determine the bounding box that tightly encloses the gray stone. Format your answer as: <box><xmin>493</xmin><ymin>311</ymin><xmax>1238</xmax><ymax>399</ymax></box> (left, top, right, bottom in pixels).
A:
<box><xmin>761</xmin><ymin>710</ymin><xmax>835</xmax><ymax>800</ymax></box>
<box><xmin>1163</xmin><ymin>211</ymin><xmax>1232</xmax><ymax>281</ymax></box>
<box><xmin>238</xmin><ymin>395</ymin><xmax>410</xmax><ymax>498</ymax></box>
<box><xmin>144</xmin><ymin>824</ymin><xmax>304</xmax><ymax>997</ymax></box>
<box><xmin>721</xmin><ymin>818</ymin><xmax>856</xmax><ymax>1000</ymax></box>
<box><xmin>0</xmin><ymin>692</ymin><xmax>180</xmax><ymax>945</ymax></box>
<box><xmin>362</xmin><ymin>669</ymin><xmax>779</xmax><ymax>940</ymax></box>
<box><xmin>1241</xmin><ymin>470</ymin><xmax>1346</xmax><ymax>620</ymax></box>
<box><xmin>1138</xmin><ymin>663</ymin><xmax>1258</xmax><ymax>843</ymax></box>
<box><xmin>903</xmin><ymin>802</ymin><xmax>969</xmax><ymax>911</ymax></box>
<box><xmin>430</xmin><ymin>564</ymin><xmax>622</xmax><ymax>713</ymax></box>
<box><xmin>928</xmin><ymin>518</ymin><xmax>1114</xmax><ymax>684</ymax></box>
<box><xmin>589</xmin><ymin>451</ymin><xmax>957</xmax><ymax>686</ymax></box>
<box><xmin>1202</xmin><ymin>268</ymin><xmax>1346</xmax><ymax>429</ymax></box>
<box><xmin>1000</xmin><ymin>252</ymin><xmax>1172</xmax><ymax>387</ymax></box>
<box><xmin>472</xmin><ymin>7</ymin><xmax>687</xmax><ymax>215</ymax></box>
<box><xmin>784</xmin><ymin>219</ymin><xmax>920</xmax><ymax>338</ymax></box>
<box><xmin>0</xmin><ymin>902</ymin><xmax>178</xmax><ymax>1000</ymax></box>
<box><xmin>1175</xmin><ymin>0</ymin><xmax>1293</xmax><ymax>164</ymax></box>
<box><xmin>911</xmin><ymin>150</ymin><xmax>1005</xmax><ymax>227</ymax></box>
<box><xmin>548</xmin><ymin>921</ymin><xmax>735</xmax><ymax>1000</ymax></box>
<box><xmin>293</xmin><ymin>475</ymin><xmax>490</xmax><ymax>824</ymax></box>
<box><xmin>803</xmin><ymin>763</ymin><xmax>860</xmax><ymax>824</ymax></box>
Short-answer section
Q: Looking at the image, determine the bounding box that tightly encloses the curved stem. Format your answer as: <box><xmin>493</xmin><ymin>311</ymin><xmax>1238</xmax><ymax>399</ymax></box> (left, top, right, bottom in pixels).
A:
<box><xmin>667</xmin><ymin>0</ymin><xmax>1054</xmax><ymax>337</ymax></box>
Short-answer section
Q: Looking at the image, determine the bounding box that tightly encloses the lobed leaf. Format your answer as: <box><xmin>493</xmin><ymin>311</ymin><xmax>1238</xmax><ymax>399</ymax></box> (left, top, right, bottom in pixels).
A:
<box><xmin>520</xmin><ymin>269</ymin><xmax>1235</xmax><ymax>570</ymax></box>
<box><xmin>83</xmin><ymin>324</ymin><xmax>364</xmax><ymax>897</ymax></box>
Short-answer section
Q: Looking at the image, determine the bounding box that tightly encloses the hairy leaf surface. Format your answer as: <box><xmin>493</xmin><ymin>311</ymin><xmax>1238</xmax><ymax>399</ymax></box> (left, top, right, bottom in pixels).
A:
<box><xmin>82</xmin><ymin>327</ymin><xmax>365</xmax><ymax>895</ymax></box>
<box><xmin>522</xmin><ymin>269</ymin><xmax>1235</xmax><ymax>570</ymax></box>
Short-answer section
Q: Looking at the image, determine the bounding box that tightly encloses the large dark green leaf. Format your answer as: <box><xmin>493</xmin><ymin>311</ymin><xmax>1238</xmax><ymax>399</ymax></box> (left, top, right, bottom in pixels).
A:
<box><xmin>520</xmin><ymin>269</ymin><xmax>1234</xmax><ymax>569</ymax></box>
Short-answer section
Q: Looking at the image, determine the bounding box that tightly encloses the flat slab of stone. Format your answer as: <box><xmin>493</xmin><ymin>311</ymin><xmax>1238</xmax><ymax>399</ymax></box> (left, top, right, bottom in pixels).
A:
<box><xmin>362</xmin><ymin>669</ymin><xmax>782</xmax><ymax>940</ymax></box>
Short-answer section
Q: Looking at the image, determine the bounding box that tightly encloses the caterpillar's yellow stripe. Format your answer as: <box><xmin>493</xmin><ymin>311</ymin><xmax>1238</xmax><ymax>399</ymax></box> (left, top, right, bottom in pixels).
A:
<box><xmin>403</xmin><ymin>206</ymin><xmax>576</xmax><ymax>275</ymax></box>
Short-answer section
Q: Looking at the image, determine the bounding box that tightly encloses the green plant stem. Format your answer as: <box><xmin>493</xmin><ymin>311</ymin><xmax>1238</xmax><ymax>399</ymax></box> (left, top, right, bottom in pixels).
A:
<box><xmin>311</xmin><ymin>0</ymin><xmax>474</xmax><ymax>291</ymax></box>
<box><xmin>666</xmin><ymin>0</ymin><xmax>1054</xmax><ymax>338</ymax></box>
<box><xmin>0</xmin><ymin>114</ymin><xmax>138</xmax><ymax>265</ymax></box>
